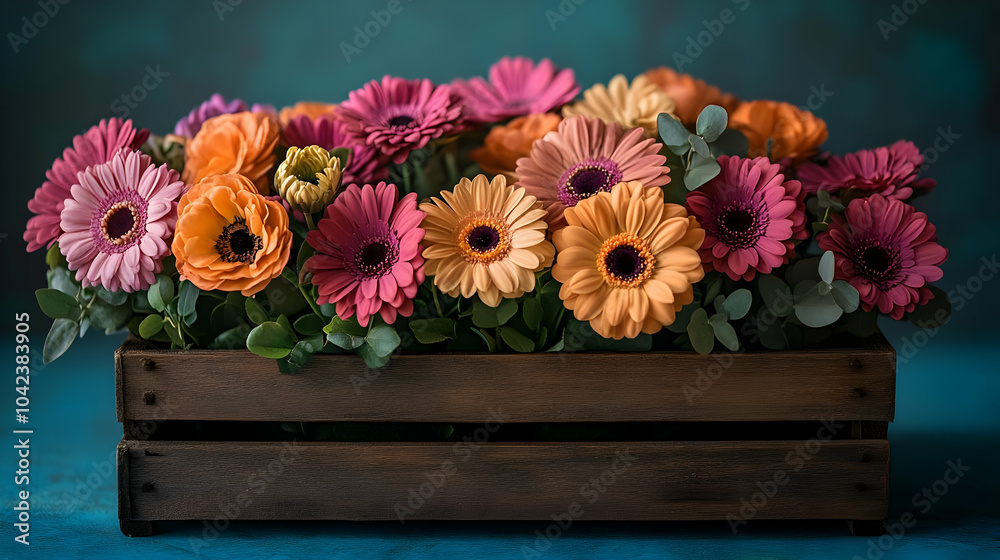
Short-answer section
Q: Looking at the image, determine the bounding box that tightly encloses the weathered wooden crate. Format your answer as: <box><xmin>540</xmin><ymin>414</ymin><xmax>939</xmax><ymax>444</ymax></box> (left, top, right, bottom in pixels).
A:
<box><xmin>115</xmin><ymin>333</ymin><xmax>895</xmax><ymax>537</ymax></box>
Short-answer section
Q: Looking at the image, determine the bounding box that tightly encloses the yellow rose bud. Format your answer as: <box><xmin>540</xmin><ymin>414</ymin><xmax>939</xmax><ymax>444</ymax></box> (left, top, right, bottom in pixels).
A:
<box><xmin>274</xmin><ymin>145</ymin><xmax>344</xmax><ymax>216</ymax></box>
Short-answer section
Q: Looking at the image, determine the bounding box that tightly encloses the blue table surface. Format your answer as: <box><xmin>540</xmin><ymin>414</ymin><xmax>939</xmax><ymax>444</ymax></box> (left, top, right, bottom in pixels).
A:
<box><xmin>3</xmin><ymin>338</ymin><xmax>998</xmax><ymax>560</ymax></box>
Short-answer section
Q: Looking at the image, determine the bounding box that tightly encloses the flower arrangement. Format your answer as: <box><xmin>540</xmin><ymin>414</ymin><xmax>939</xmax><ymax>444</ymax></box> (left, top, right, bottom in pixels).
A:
<box><xmin>26</xmin><ymin>57</ymin><xmax>950</xmax><ymax>370</ymax></box>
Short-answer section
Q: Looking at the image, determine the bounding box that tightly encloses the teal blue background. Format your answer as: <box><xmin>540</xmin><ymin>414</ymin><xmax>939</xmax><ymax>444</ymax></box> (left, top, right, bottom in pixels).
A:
<box><xmin>1</xmin><ymin>0</ymin><xmax>998</xmax><ymax>558</ymax></box>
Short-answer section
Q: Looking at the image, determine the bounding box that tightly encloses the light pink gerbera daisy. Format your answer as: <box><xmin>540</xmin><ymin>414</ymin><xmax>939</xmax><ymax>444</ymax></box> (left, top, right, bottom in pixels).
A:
<box><xmin>58</xmin><ymin>150</ymin><xmax>184</xmax><ymax>293</ymax></box>
<box><xmin>283</xmin><ymin>114</ymin><xmax>387</xmax><ymax>186</ymax></box>
<box><xmin>514</xmin><ymin>115</ymin><xmax>670</xmax><ymax>230</ymax></box>
<box><xmin>685</xmin><ymin>155</ymin><xmax>807</xmax><ymax>281</ymax></box>
<box><xmin>306</xmin><ymin>182</ymin><xmax>426</xmax><ymax>326</ymax></box>
<box><xmin>796</xmin><ymin>140</ymin><xmax>936</xmax><ymax>200</ymax></box>
<box><xmin>452</xmin><ymin>56</ymin><xmax>579</xmax><ymax>123</ymax></box>
<box><xmin>337</xmin><ymin>76</ymin><xmax>462</xmax><ymax>165</ymax></box>
<box><xmin>818</xmin><ymin>195</ymin><xmax>947</xmax><ymax>320</ymax></box>
<box><xmin>24</xmin><ymin>118</ymin><xmax>149</xmax><ymax>252</ymax></box>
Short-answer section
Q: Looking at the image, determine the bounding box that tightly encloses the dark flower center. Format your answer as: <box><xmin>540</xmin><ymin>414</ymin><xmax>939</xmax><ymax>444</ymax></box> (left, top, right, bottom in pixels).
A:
<box><xmin>388</xmin><ymin>115</ymin><xmax>415</xmax><ymax>128</ymax></box>
<box><xmin>604</xmin><ymin>245</ymin><xmax>646</xmax><ymax>282</ymax></box>
<box><xmin>557</xmin><ymin>158</ymin><xmax>623</xmax><ymax>206</ymax></box>
<box><xmin>354</xmin><ymin>239</ymin><xmax>398</xmax><ymax>279</ymax></box>
<box><xmin>854</xmin><ymin>243</ymin><xmax>901</xmax><ymax>289</ymax></box>
<box><xmin>569</xmin><ymin>169</ymin><xmax>614</xmax><ymax>197</ymax></box>
<box><xmin>104</xmin><ymin>204</ymin><xmax>137</xmax><ymax>242</ymax></box>
<box><xmin>216</xmin><ymin>217</ymin><xmax>263</xmax><ymax>263</ymax></box>
<box><xmin>466</xmin><ymin>225</ymin><xmax>501</xmax><ymax>253</ymax></box>
<box><xmin>716</xmin><ymin>205</ymin><xmax>765</xmax><ymax>249</ymax></box>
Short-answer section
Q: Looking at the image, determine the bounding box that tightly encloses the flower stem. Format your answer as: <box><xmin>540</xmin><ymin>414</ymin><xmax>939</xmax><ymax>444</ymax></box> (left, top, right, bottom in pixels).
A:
<box><xmin>431</xmin><ymin>287</ymin><xmax>444</xmax><ymax>317</ymax></box>
<box><xmin>304</xmin><ymin>212</ymin><xmax>317</xmax><ymax>231</ymax></box>
<box><xmin>297</xmin><ymin>281</ymin><xmax>324</xmax><ymax>318</ymax></box>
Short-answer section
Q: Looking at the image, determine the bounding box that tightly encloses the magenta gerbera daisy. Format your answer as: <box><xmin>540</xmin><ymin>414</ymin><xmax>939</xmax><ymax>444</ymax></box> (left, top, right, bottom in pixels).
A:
<box><xmin>685</xmin><ymin>155</ymin><xmax>807</xmax><ymax>281</ymax></box>
<box><xmin>818</xmin><ymin>195</ymin><xmax>947</xmax><ymax>320</ymax></box>
<box><xmin>283</xmin><ymin>114</ymin><xmax>387</xmax><ymax>186</ymax></box>
<box><xmin>514</xmin><ymin>115</ymin><xmax>669</xmax><ymax>230</ymax></box>
<box><xmin>797</xmin><ymin>140</ymin><xmax>936</xmax><ymax>201</ymax></box>
<box><xmin>452</xmin><ymin>56</ymin><xmax>579</xmax><ymax>123</ymax></box>
<box><xmin>58</xmin><ymin>150</ymin><xmax>184</xmax><ymax>293</ymax></box>
<box><xmin>24</xmin><ymin>118</ymin><xmax>149</xmax><ymax>252</ymax></box>
<box><xmin>306</xmin><ymin>182</ymin><xmax>426</xmax><ymax>326</ymax></box>
<box><xmin>337</xmin><ymin>76</ymin><xmax>462</xmax><ymax>165</ymax></box>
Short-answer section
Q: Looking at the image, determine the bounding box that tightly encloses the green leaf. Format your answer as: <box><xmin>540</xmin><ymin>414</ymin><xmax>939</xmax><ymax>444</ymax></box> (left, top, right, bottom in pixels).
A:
<box><xmin>695</xmin><ymin>104</ymin><xmax>727</xmax><ymax>142</ymax></box>
<box><xmin>246</xmin><ymin>322</ymin><xmax>298</xmax><ymax>359</ymax></box>
<box><xmin>296</xmin><ymin>239</ymin><xmax>315</xmax><ymax>274</ymax></box>
<box><xmin>657</xmin><ymin>112</ymin><xmax>690</xmax><ymax>146</ymax></box>
<box><xmin>522</xmin><ymin>297</ymin><xmax>543</xmax><ymax>331</ymax></box>
<box><xmin>327</xmin><ymin>332</ymin><xmax>365</xmax><ymax>350</ymax></box>
<box><xmin>87</xmin><ymin>299</ymin><xmax>132</xmax><ymax>332</ymax></box>
<box><xmin>709</xmin><ymin>128</ymin><xmax>749</xmax><ymax>158</ymax></box>
<box><xmin>245</xmin><ymin>297</ymin><xmax>269</xmax><ymax>324</ymax></box>
<box><xmin>177</xmin><ymin>281</ymin><xmax>199</xmax><ymax>318</ymax></box>
<box><xmin>409</xmin><ymin>318</ymin><xmax>457</xmax><ymax>344</ymax></box>
<box><xmin>211</xmin><ymin>303</ymin><xmax>244</xmax><ymax>332</ymax></box>
<box><xmin>709</xmin><ymin>313</ymin><xmax>739</xmax><ymax>351</ymax></box>
<box><xmin>208</xmin><ymin>324</ymin><xmax>251</xmax><ymax>350</ymax></box>
<box><xmin>756</xmin><ymin>306</ymin><xmax>788</xmax><ymax>350</ymax></box>
<box><xmin>685</xmin><ymin>153</ymin><xmax>721</xmax><ymax>191</ymax></box>
<box><xmin>819</xmin><ymin>251</ymin><xmax>835</xmax><ymax>284</ymax></box>
<box><xmin>47</xmin><ymin>267</ymin><xmax>77</xmax><ymax>296</ymax></box>
<box><xmin>907</xmin><ymin>284</ymin><xmax>951</xmax><ymax>329</ymax></box>
<box><xmin>46</xmin><ymin>243</ymin><xmax>66</xmax><ymax>270</ymax></box>
<box><xmin>793</xmin><ymin>280</ymin><xmax>844</xmax><ymax>328</ymax></box>
<box><xmin>97</xmin><ymin>287</ymin><xmax>129</xmax><ymax>306</ymax></box>
<box><xmin>357</xmin><ymin>343</ymin><xmax>390</xmax><ymax>369</ymax></box>
<box><xmin>667</xmin><ymin>302</ymin><xmax>698</xmax><ymax>333</ymax></box>
<box><xmin>472</xmin><ymin>298</ymin><xmax>517</xmax><ymax>328</ymax></box>
<box><xmin>839</xmin><ymin>309</ymin><xmax>878</xmax><ymax>337</ymax></box>
<box><xmin>365</xmin><ymin>324</ymin><xmax>401</xmax><ymax>357</ymax></box>
<box><xmin>758</xmin><ymin>275</ymin><xmax>793</xmax><ymax>317</ymax></box>
<box><xmin>138</xmin><ymin>315</ymin><xmax>164</xmax><ymax>339</ymax></box>
<box><xmin>498</xmin><ymin>326</ymin><xmax>535</xmax><ymax>353</ymax></box>
<box><xmin>786</xmin><ymin>257</ymin><xmax>821</xmax><ymax>287</ymax></box>
<box><xmin>704</xmin><ymin>273</ymin><xmax>724</xmax><ymax>304</ymax></box>
<box><xmin>470</xmin><ymin>327</ymin><xmax>497</xmax><ymax>352</ymax></box>
<box><xmin>688</xmin><ymin>133</ymin><xmax>710</xmax><ymax>157</ymax></box>
<box><xmin>35</xmin><ymin>288</ymin><xmax>81</xmax><ymax>320</ymax></box>
<box><xmin>812</xmin><ymin>222</ymin><xmax>829</xmax><ymax>235</ymax></box>
<box><xmin>686</xmin><ymin>307</ymin><xmax>715</xmax><ymax>355</ymax></box>
<box><xmin>722</xmin><ymin>288</ymin><xmax>752</xmax><ymax>320</ymax></box>
<box><xmin>283</xmin><ymin>334</ymin><xmax>325</xmax><ymax>373</ymax></box>
<box><xmin>147</xmin><ymin>275</ymin><xmax>174</xmax><ymax>312</ymax></box>
<box><xmin>43</xmin><ymin>318</ymin><xmax>79</xmax><ymax>363</ymax></box>
<box><xmin>817</xmin><ymin>189</ymin><xmax>844</xmax><ymax>211</ymax></box>
<box><xmin>667</xmin><ymin>142</ymin><xmax>691</xmax><ymax>156</ymax></box>
<box><xmin>323</xmin><ymin>315</ymin><xmax>367</xmax><ymax>337</ymax></box>
<box><xmin>329</xmin><ymin>147</ymin><xmax>352</xmax><ymax>171</ymax></box>
<box><xmin>293</xmin><ymin>314</ymin><xmax>326</xmax><ymax>336</ymax></box>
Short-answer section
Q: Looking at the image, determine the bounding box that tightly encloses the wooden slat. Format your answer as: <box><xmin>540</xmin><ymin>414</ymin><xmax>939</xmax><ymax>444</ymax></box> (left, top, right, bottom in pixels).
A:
<box><xmin>116</xmin><ymin>336</ymin><xmax>895</xmax><ymax>423</ymax></box>
<box><xmin>122</xmin><ymin>439</ymin><xmax>889</xmax><ymax>521</ymax></box>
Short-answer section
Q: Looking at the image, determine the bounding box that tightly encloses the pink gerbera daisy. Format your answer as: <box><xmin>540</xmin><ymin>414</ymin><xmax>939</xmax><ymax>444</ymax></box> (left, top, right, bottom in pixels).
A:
<box><xmin>685</xmin><ymin>155</ymin><xmax>808</xmax><ymax>281</ymax></box>
<box><xmin>337</xmin><ymin>76</ymin><xmax>462</xmax><ymax>165</ymax></box>
<box><xmin>515</xmin><ymin>115</ymin><xmax>670</xmax><ymax>230</ymax></box>
<box><xmin>818</xmin><ymin>195</ymin><xmax>947</xmax><ymax>320</ymax></box>
<box><xmin>797</xmin><ymin>140</ymin><xmax>936</xmax><ymax>200</ymax></box>
<box><xmin>58</xmin><ymin>150</ymin><xmax>184</xmax><ymax>293</ymax></box>
<box><xmin>24</xmin><ymin>118</ymin><xmax>149</xmax><ymax>252</ymax></box>
<box><xmin>283</xmin><ymin>114</ymin><xmax>387</xmax><ymax>186</ymax></box>
<box><xmin>452</xmin><ymin>56</ymin><xmax>579</xmax><ymax>123</ymax></box>
<box><xmin>306</xmin><ymin>182</ymin><xmax>426</xmax><ymax>326</ymax></box>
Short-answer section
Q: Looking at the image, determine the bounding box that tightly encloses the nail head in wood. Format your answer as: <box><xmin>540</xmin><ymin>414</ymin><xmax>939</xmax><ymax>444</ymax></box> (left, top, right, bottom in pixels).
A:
<box><xmin>850</xmin><ymin>359</ymin><xmax>863</xmax><ymax>370</ymax></box>
<box><xmin>852</xmin><ymin>388</ymin><xmax>867</xmax><ymax>398</ymax></box>
<box><xmin>141</xmin><ymin>481</ymin><xmax>156</xmax><ymax>492</ymax></box>
<box><xmin>142</xmin><ymin>391</ymin><xmax>156</xmax><ymax>405</ymax></box>
<box><xmin>855</xmin><ymin>482</ymin><xmax>867</xmax><ymax>492</ymax></box>
<box><xmin>860</xmin><ymin>453</ymin><xmax>872</xmax><ymax>463</ymax></box>
<box><xmin>141</xmin><ymin>358</ymin><xmax>156</xmax><ymax>371</ymax></box>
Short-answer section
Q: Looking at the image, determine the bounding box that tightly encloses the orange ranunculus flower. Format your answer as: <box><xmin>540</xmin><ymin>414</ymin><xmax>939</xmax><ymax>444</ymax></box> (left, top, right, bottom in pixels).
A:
<box><xmin>278</xmin><ymin>102</ymin><xmax>338</xmax><ymax>126</ymax></box>
<box><xmin>728</xmin><ymin>100</ymin><xmax>828</xmax><ymax>163</ymax></box>
<box><xmin>172</xmin><ymin>174</ymin><xmax>292</xmax><ymax>296</ymax></box>
<box><xmin>176</xmin><ymin>173</ymin><xmax>259</xmax><ymax>216</ymax></box>
<box><xmin>182</xmin><ymin>111</ymin><xmax>280</xmax><ymax>195</ymax></box>
<box><xmin>469</xmin><ymin>113</ymin><xmax>561</xmax><ymax>182</ymax></box>
<box><xmin>642</xmin><ymin>67</ymin><xmax>741</xmax><ymax>127</ymax></box>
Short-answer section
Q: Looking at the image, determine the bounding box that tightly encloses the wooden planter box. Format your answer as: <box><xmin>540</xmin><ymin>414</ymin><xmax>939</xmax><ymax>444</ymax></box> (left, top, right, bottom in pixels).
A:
<box><xmin>115</xmin><ymin>334</ymin><xmax>895</xmax><ymax>537</ymax></box>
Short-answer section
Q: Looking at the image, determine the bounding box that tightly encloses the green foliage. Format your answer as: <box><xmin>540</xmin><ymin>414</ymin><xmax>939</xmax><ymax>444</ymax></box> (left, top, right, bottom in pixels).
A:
<box><xmin>247</xmin><ymin>321</ymin><xmax>298</xmax><ymax>359</ymax></box>
<box><xmin>36</xmin><ymin>288</ymin><xmax>80</xmax><ymax>320</ymax></box>
<box><xmin>472</xmin><ymin>298</ymin><xmax>518</xmax><ymax>328</ymax></box>
<box><xmin>409</xmin><ymin>318</ymin><xmax>457</xmax><ymax>344</ymax></box>
<box><xmin>43</xmin><ymin>318</ymin><xmax>78</xmax><ymax>363</ymax></box>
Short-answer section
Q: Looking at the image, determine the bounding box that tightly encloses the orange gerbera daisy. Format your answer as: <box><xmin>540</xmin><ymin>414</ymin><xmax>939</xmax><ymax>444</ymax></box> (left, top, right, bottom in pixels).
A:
<box><xmin>552</xmin><ymin>181</ymin><xmax>705</xmax><ymax>339</ymax></box>
<box><xmin>642</xmin><ymin>67</ymin><xmax>741</xmax><ymax>127</ymax></box>
<box><xmin>172</xmin><ymin>174</ymin><xmax>292</xmax><ymax>296</ymax></box>
<box><xmin>176</xmin><ymin>173</ymin><xmax>259</xmax><ymax>216</ymax></box>
<box><xmin>728</xmin><ymin>100</ymin><xmax>828</xmax><ymax>163</ymax></box>
<box><xmin>420</xmin><ymin>174</ymin><xmax>554</xmax><ymax>307</ymax></box>
<box><xmin>562</xmin><ymin>74</ymin><xmax>675</xmax><ymax>138</ymax></box>
<box><xmin>469</xmin><ymin>113</ymin><xmax>562</xmax><ymax>183</ymax></box>
<box><xmin>278</xmin><ymin>101</ymin><xmax>338</xmax><ymax>126</ymax></box>
<box><xmin>182</xmin><ymin>111</ymin><xmax>281</xmax><ymax>194</ymax></box>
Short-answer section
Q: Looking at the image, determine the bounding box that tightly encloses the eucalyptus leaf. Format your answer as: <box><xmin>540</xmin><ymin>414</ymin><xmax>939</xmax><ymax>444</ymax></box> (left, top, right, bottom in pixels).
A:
<box><xmin>245</xmin><ymin>297</ymin><xmax>269</xmax><ymax>324</ymax></box>
<box><xmin>246</xmin><ymin>321</ymin><xmax>297</xmax><ymax>359</ymax></box>
<box><xmin>522</xmin><ymin>297</ymin><xmax>543</xmax><ymax>331</ymax></box>
<box><xmin>472</xmin><ymin>298</ymin><xmax>517</xmax><ymax>328</ymax></box>
<box><xmin>657</xmin><ymin>112</ymin><xmax>690</xmax><ymax>146</ymax></box>
<box><xmin>667</xmin><ymin>302</ymin><xmax>698</xmax><ymax>333</ymax></box>
<box><xmin>97</xmin><ymin>287</ymin><xmax>129</xmax><ymax>306</ymax></box>
<box><xmin>36</xmin><ymin>288</ymin><xmax>81</xmax><ymax>320</ymax></box>
<box><xmin>793</xmin><ymin>280</ymin><xmax>844</xmax><ymax>328</ymax></box>
<box><xmin>498</xmin><ymin>326</ymin><xmax>535</xmax><ymax>353</ymax></box>
<box><xmin>327</xmin><ymin>332</ymin><xmax>366</xmax><ymax>350</ymax></box>
<box><xmin>722</xmin><ymin>288</ymin><xmax>752</xmax><ymax>320</ymax></box>
<box><xmin>409</xmin><ymin>318</ymin><xmax>457</xmax><ymax>344</ymax></box>
<box><xmin>293</xmin><ymin>313</ymin><xmax>326</xmax><ymax>336</ymax></box>
<box><xmin>43</xmin><ymin>318</ymin><xmax>79</xmax><ymax>363</ymax></box>
<box><xmin>819</xmin><ymin>251</ymin><xmax>836</xmax><ymax>284</ymax></box>
<box><xmin>177</xmin><ymin>280</ymin><xmax>199</xmax><ymax>318</ymax></box>
<box><xmin>709</xmin><ymin>313</ymin><xmax>740</xmax><ymax>351</ymax></box>
<box><xmin>686</xmin><ymin>307</ymin><xmax>715</xmax><ymax>355</ymax></box>
<box><xmin>695</xmin><ymin>104</ymin><xmax>727</xmax><ymax>142</ymax></box>
<box><xmin>756</xmin><ymin>307</ymin><xmax>788</xmax><ymax>350</ymax></box>
<box><xmin>147</xmin><ymin>275</ymin><xmax>174</xmax><ymax>312</ymax></box>
<box><xmin>688</xmin><ymin>133</ymin><xmax>710</xmax><ymax>157</ymax></box>
<box><xmin>709</xmin><ymin>128</ymin><xmax>749</xmax><ymax>158</ymax></box>
<box><xmin>684</xmin><ymin>153</ymin><xmax>721</xmax><ymax>191</ymax></box>
<box><xmin>366</xmin><ymin>324</ymin><xmax>401</xmax><ymax>357</ymax></box>
<box><xmin>138</xmin><ymin>315</ymin><xmax>164</xmax><ymax>339</ymax></box>
<box><xmin>470</xmin><ymin>327</ymin><xmax>497</xmax><ymax>352</ymax></box>
<box><xmin>87</xmin><ymin>299</ymin><xmax>132</xmax><ymax>332</ymax></box>
<box><xmin>357</xmin><ymin>343</ymin><xmax>390</xmax><ymax>369</ymax></box>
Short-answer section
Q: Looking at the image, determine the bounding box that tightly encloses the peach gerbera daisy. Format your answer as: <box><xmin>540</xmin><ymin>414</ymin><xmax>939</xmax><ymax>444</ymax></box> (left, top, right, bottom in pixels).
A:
<box><xmin>552</xmin><ymin>181</ymin><xmax>705</xmax><ymax>340</ymax></box>
<box><xmin>420</xmin><ymin>174</ymin><xmax>554</xmax><ymax>307</ymax></box>
<box><xmin>642</xmin><ymin>67</ymin><xmax>741</xmax><ymax>127</ymax></box>
<box><xmin>729</xmin><ymin>100</ymin><xmax>828</xmax><ymax>163</ymax></box>
<box><xmin>562</xmin><ymin>74</ymin><xmax>675</xmax><ymax>138</ymax></box>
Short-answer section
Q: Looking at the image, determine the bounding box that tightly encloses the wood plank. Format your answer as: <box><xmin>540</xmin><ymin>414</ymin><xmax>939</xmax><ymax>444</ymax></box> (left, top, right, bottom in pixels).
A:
<box><xmin>122</xmin><ymin>439</ymin><xmax>888</xmax><ymax>522</ymax></box>
<box><xmin>116</xmin><ymin>335</ymin><xmax>895</xmax><ymax>423</ymax></box>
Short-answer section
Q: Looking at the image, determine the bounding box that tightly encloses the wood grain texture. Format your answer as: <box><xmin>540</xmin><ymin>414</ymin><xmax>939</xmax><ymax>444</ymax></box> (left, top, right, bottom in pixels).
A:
<box><xmin>116</xmin><ymin>335</ymin><xmax>895</xmax><ymax>423</ymax></box>
<box><xmin>121</xmin><ymin>439</ymin><xmax>889</xmax><ymax>522</ymax></box>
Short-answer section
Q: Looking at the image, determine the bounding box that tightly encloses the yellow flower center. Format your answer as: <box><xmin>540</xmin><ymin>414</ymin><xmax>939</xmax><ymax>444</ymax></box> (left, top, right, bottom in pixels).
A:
<box><xmin>596</xmin><ymin>233</ymin><xmax>655</xmax><ymax>288</ymax></box>
<box><xmin>457</xmin><ymin>212</ymin><xmax>510</xmax><ymax>264</ymax></box>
